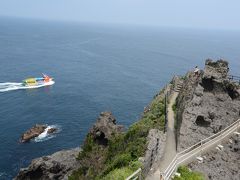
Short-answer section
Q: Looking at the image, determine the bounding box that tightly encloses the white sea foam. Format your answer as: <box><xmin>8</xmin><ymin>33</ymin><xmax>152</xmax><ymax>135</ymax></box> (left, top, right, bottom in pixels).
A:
<box><xmin>0</xmin><ymin>81</ymin><xmax>55</xmax><ymax>92</ymax></box>
<box><xmin>34</xmin><ymin>124</ymin><xmax>60</xmax><ymax>143</ymax></box>
<box><xmin>0</xmin><ymin>172</ymin><xmax>7</xmax><ymax>177</ymax></box>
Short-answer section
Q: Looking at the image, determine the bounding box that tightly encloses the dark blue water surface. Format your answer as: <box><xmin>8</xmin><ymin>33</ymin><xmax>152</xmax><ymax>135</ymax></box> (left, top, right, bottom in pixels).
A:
<box><xmin>0</xmin><ymin>17</ymin><xmax>239</xmax><ymax>179</ymax></box>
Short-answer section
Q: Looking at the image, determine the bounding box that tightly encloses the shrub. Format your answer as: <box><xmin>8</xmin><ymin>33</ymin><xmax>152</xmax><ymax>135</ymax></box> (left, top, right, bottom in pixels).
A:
<box><xmin>173</xmin><ymin>166</ymin><xmax>205</xmax><ymax>180</ymax></box>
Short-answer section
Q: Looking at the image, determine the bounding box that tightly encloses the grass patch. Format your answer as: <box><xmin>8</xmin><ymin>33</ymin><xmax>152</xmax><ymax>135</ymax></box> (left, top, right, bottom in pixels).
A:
<box><xmin>173</xmin><ymin>166</ymin><xmax>205</xmax><ymax>180</ymax></box>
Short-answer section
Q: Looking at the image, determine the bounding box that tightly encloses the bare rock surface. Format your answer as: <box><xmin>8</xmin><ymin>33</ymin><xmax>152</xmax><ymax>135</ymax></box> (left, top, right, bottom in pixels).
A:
<box><xmin>176</xmin><ymin>59</ymin><xmax>240</xmax><ymax>151</ymax></box>
<box><xmin>15</xmin><ymin>148</ymin><xmax>81</xmax><ymax>180</ymax></box>
<box><xmin>188</xmin><ymin>135</ymin><xmax>240</xmax><ymax>180</ymax></box>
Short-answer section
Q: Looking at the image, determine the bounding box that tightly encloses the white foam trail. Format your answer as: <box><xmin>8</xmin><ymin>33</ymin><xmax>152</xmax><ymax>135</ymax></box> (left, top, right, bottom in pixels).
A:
<box><xmin>34</xmin><ymin>125</ymin><xmax>60</xmax><ymax>143</ymax></box>
<box><xmin>0</xmin><ymin>81</ymin><xmax>55</xmax><ymax>92</ymax></box>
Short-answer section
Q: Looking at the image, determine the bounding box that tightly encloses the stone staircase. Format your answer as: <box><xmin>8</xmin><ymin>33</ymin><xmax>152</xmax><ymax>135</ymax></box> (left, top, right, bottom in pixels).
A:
<box><xmin>174</xmin><ymin>81</ymin><xmax>183</xmax><ymax>92</ymax></box>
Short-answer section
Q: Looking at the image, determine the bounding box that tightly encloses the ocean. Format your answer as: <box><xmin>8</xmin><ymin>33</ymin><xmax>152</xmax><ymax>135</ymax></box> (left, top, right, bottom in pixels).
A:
<box><xmin>0</xmin><ymin>17</ymin><xmax>239</xmax><ymax>179</ymax></box>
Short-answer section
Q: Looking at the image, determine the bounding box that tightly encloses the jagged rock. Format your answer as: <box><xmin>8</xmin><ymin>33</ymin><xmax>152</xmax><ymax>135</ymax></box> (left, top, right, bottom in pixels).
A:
<box><xmin>89</xmin><ymin>112</ymin><xmax>124</xmax><ymax>145</ymax></box>
<box><xmin>203</xmin><ymin>59</ymin><xmax>229</xmax><ymax>81</ymax></box>
<box><xmin>15</xmin><ymin>148</ymin><xmax>81</xmax><ymax>180</ymax></box>
<box><xmin>176</xmin><ymin>59</ymin><xmax>240</xmax><ymax>151</ymax></box>
<box><xmin>20</xmin><ymin>124</ymin><xmax>47</xmax><ymax>143</ymax></box>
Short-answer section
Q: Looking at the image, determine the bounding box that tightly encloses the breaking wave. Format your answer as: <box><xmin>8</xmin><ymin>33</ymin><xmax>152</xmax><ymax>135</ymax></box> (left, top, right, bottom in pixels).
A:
<box><xmin>34</xmin><ymin>124</ymin><xmax>61</xmax><ymax>143</ymax></box>
<box><xmin>0</xmin><ymin>81</ymin><xmax>55</xmax><ymax>92</ymax></box>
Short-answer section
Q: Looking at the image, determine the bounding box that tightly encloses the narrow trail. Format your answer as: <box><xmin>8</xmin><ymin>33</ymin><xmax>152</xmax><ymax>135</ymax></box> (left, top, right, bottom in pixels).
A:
<box><xmin>146</xmin><ymin>92</ymin><xmax>179</xmax><ymax>180</ymax></box>
<box><xmin>159</xmin><ymin>92</ymin><xmax>178</xmax><ymax>171</ymax></box>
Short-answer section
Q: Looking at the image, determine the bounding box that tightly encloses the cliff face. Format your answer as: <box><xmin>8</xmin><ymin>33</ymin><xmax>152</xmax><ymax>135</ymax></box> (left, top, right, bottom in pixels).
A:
<box><xmin>176</xmin><ymin>59</ymin><xmax>240</xmax><ymax>151</ymax></box>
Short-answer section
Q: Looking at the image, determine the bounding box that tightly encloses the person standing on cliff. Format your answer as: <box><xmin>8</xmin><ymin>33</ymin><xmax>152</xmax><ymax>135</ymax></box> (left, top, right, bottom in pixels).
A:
<box><xmin>194</xmin><ymin>66</ymin><xmax>200</xmax><ymax>76</ymax></box>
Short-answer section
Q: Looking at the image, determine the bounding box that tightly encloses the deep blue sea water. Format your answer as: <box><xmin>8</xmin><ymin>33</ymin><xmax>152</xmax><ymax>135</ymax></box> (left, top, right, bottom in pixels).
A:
<box><xmin>0</xmin><ymin>17</ymin><xmax>239</xmax><ymax>179</ymax></box>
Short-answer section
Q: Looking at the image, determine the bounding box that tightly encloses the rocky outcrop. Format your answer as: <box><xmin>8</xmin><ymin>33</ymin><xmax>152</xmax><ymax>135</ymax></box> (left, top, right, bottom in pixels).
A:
<box><xmin>20</xmin><ymin>124</ymin><xmax>46</xmax><ymax>143</ymax></box>
<box><xmin>20</xmin><ymin>124</ymin><xmax>57</xmax><ymax>143</ymax></box>
<box><xmin>16</xmin><ymin>112</ymin><xmax>124</xmax><ymax>180</ymax></box>
<box><xmin>176</xmin><ymin>59</ymin><xmax>240</xmax><ymax>151</ymax></box>
<box><xmin>89</xmin><ymin>112</ymin><xmax>124</xmax><ymax>146</ymax></box>
<box><xmin>188</xmin><ymin>134</ymin><xmax>240</xmax><ymax>180</ymax></box>
<box><xmin>15</xmin><ymin>148</ymin><xmax>81</xmax><ymax>180</ymax></box>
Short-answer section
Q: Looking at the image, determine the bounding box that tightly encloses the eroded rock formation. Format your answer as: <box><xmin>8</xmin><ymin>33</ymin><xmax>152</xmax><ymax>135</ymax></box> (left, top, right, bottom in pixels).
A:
<box><xmin>89</xmin><ymin>112</ymin><xmax>124</xmax><ymax>146</ymax></box>
<box><xmin>176</xmin><ymin>59</ymin><xmax>240</xmax><ymax>151</ymax></box>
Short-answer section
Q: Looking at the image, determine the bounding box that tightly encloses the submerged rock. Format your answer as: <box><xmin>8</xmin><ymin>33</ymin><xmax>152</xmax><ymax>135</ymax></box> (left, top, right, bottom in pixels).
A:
<box><xmin>15</xmin><ymin>148</ymin><xmax>81</xmax><ymax>180</ymax></box>
<box><xmin>20</xmin><ymin>124</ymin><xmax>57</xmax><ymax>143</ymax></box>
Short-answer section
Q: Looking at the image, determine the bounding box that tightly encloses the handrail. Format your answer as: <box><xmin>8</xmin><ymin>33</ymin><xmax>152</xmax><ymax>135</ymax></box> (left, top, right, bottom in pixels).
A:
<box><xmin>228</xmin><ymin>75</ymin><xmax>240</xmax><ymax>79</ymax></box>
<box><xmin>126</xmin><ymin>118</ymin><xmax>240</xmax><ymax>180</ymax></box>
<box><xmin>163</xmin><ymin>119</ymin><xmax>240</xmax><ymax>179</ymax></box>
<box><xmin>178</xmin><ymin>119</ymin><xmax>240</xmax><ymax>156</ymax></box>
<box><xmin>126</xmin><ymin>168</ymin><xmax>142</xmax><ymax>180</ymax></box>
<box><xmin>228</xmin><ymin>75</ymin><xmax>240</xmax><ymax>83</ymax></box>
<box><xmin>164</xmin><ymin>123</ymin><xmax>239</xmax><ymax>179</ymax></box>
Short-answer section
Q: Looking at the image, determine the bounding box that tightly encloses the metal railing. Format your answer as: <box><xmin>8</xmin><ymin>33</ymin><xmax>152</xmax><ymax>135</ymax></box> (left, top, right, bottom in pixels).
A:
<box><xmin>126</xmin><ymin>168</ymin><xmax>142</xmax><ymax>180</ymax></box>
<box><xmin>228</xmin><ymin>75</ymin><xmax>240</xmax><ymax>84</ymax></box>
<box><xmin>162</xmin><ymin>119</ymin><xmax>240</xmax><ymax>180</ymax></box>
<box><xmin>125</xmin><ymin>119</ymin><xmax>240</xmax><ymax>180</ymax></box>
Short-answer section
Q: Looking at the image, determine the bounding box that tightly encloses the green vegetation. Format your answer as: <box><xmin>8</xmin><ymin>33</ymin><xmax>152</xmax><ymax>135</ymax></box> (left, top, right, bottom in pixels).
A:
<box><xmin>172</xmin><ymin>101</ymin><xmax>177</xmax><ymax>117</ymax></box>
<box><xmin>172</xmin><ymin>101</ymin><xmax>178</xmax><ymax>130</ymax></box>
<box><xmin>68</xmin><ymin>91</ymin><xmax>166</xmax><ymax>180</ymax></box>
<box><xmin>180</xmin><ymin>74</ymin><xmax>187</xmax><ymax>81</ymax></box>
<box><xmin>101</xmin><ymin>161</ymin><xmax>142</xmax><ymax>180</ymax></box>
<box><xmin>173</xmin><ymin>166</ymin><xmax>205</xmax><ymax>180</ymax></box>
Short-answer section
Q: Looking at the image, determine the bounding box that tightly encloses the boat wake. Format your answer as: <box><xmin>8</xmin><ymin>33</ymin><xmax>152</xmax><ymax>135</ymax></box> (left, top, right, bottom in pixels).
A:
<box><xmin>34</xmin><ymin>124</ymin><xmax>61</xmax><ymax>143</ymax></box>
<box><xmin>0</xmin><ymin>81</ymin><xmax>55</xmax><ymax>92</ymax></box>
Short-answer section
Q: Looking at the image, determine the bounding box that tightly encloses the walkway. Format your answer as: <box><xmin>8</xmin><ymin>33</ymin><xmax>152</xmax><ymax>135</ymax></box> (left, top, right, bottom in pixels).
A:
<box><xmin>127</xmin><ymin>118</ymin><xmax>240</xmax><ymax>180</ymax></box>
<box><xmin>146</xmin><ymin>92</ymin><xmax>179</xmax><ymax>180</ymax></box>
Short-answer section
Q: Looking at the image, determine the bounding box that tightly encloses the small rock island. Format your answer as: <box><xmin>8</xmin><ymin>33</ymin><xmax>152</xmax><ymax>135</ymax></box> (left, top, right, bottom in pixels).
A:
<box><xmin>20</xmin><ymin>124</ymin><xmax>57</xmax><ymax>143</ymax></box>
<box><xmin>15</xmin><ymin>59</ymin><xmax>240</xmax><ymax>180</ymax></box>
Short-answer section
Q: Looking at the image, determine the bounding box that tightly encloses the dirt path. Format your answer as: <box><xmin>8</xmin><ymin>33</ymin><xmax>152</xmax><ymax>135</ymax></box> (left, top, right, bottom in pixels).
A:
<box><xmin>146</xmin><ymin>92</ymin><xmax>178</xmax><ymax>180</ymax></box>
<box><xmin>159</xmin><ymin>92</ymin><xmax>178</xmax><ymax>171</ymax></box>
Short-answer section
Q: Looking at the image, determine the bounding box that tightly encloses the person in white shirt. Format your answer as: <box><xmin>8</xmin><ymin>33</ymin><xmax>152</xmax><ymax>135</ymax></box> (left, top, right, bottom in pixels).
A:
<box><xmin>194</xmin><ymin>66</ymin><xmax>200</xmax><ymax>76</ymax></box>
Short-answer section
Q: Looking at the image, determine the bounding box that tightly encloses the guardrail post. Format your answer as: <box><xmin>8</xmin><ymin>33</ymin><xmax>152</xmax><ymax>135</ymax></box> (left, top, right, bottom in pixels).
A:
<box><xmin>200</xmin><ymin>140</ymin><xmax>203</xmax><ymax>155</ymax></box>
